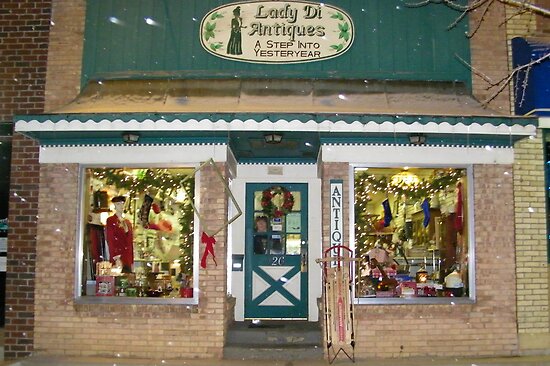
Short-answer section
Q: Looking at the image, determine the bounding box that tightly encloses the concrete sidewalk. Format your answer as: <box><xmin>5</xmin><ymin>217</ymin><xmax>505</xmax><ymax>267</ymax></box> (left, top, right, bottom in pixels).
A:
<box><xmin>2</xmin><ymin>355</ymin><xmax>550</xmax><ymax>366</ymax></box>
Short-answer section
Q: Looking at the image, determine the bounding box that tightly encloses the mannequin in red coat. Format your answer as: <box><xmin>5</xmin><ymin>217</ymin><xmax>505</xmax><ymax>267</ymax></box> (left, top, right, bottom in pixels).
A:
<box><xmin>106</xmin><ymin>196</ymin><xmax>134</xmax><ymax>273</ymax></box>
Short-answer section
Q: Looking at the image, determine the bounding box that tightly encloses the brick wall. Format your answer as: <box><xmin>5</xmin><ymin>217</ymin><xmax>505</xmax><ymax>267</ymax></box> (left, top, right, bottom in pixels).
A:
<box><xmin>505</xmin><ymin>9</ymin><xmax>538</xmax><ymax>38</ymax></box>
<box><xmin>33</xmin><ymin>162</ymin><xmax>228</xmax><ymax>359</ymax></box>
<box><xmin>505</xmin><ymin>0</ymin><xmax>550</xmax><ymax>353</ymax></box>
<box><xmin>469</xmin><ymin>2</ymin><xmax>511</xmax><ymax>113</ymax></box>
<box><xmin>0</xmin><ymin>1</ymin><xmax>51</xmax><ymax>120</ymax></box>
<box><xmin>0</xmin><ymin>0</ymin><xmax>52</xmax><ymax>359</ymax></box>
<box><xmin>20</xmin><ymin>0</ymin><xmax>84</xmax><ymax>357</ymax></box>
<box><xmin>537</xmin><ymin>0</ymin><xmax>550</xmax><ymax>34</ymax></box>
<box><xmin>43</xmin><ymin>0</ymin><xmax>85</xmax><ymax>111</ymax></box>
<box><xmin>471</xmin><ymin>3</ymin><xmax>550</xmax><ymax>351</ymax></box>
<box><xmin>513</xmin><ymin>133</ymin><xmax>550</xmax><ymax>348</ymax></box>
<box><xmin>322</xmin><ymin>163</ymin><xmax>518</xmax><ymax>358</ymax></box>
<box><xmin>27</xmin><ymin>0</ymin><xmax>229</xmax><ymax>359</ymax></box>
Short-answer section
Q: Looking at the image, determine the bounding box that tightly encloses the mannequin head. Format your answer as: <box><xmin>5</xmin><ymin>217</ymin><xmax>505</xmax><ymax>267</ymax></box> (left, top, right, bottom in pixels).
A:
<box><xmin>111</xmin><ymin>196</ymin><xmax>126</xmax><ymax>215</ymax></box>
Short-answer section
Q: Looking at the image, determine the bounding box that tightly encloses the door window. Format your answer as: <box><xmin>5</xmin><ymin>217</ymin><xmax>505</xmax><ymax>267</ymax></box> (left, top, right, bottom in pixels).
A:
<box><xmin>252</xmin><ymin>190</ymin><xmax>303</xmax><ymax>255</ymax></box>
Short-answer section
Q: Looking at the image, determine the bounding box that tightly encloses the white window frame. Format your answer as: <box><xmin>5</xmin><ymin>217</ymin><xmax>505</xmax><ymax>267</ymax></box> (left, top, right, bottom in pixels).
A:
<box><xmin>349</xmin><ymin>163</ymin><xmax>476</xmax><ymax>305</ymax></box>
<box><xmin>74</xmin><ymin>163</ymin><xmax>201</xmax><ymax>305</ymax></box>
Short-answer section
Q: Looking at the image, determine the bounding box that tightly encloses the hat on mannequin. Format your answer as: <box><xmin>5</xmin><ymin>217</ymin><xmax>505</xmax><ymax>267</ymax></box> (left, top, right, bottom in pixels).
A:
<box><xmin>112</xmin><ymin>196</ymin><xmax>126</xmax><ymax>203</ymax></box>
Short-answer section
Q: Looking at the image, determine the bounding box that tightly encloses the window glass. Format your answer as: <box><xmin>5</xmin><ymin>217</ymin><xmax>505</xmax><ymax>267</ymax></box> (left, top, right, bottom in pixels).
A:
<box><xmin>252</xmin><ymin>189</ymin><xmax>303</xmax><ymax>256</ymax></box>
<box><xmin>81</xmin><ymin>167</ymin><xmax>195</xmax><ymax>298</ymax></box>
<box><xmin>354</xmin><ymin>167</ymin><xmax>469</xmax><ymax>299</ymax></box>
<box><xmin>286</xmin><ymin>234</ymin><xmax>302</xmax><ymax>255</ymax></box>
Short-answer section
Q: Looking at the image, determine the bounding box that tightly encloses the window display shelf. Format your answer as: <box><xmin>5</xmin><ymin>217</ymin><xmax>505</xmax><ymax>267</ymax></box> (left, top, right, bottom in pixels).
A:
<box><xmin>355</xmin><ymin>296</ymin><xmax>474</xmax><ymax>305</ymax></box>
<box><xmin>75</xmin><ymin>295</ymin><xmax>198</xmax><ymax>306</ymax></box>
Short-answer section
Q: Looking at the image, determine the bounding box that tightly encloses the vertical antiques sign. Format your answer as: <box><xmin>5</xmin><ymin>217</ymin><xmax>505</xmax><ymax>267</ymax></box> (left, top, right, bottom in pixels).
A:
<box><xmin>330</xmin><ymin>180</ymin><xmax>343</xmax><ymax>255</ymax></box>
<box><xmin>200</xmin><ymin>1</ymin><xmax>354</xmax><ymax>64</ymax></box>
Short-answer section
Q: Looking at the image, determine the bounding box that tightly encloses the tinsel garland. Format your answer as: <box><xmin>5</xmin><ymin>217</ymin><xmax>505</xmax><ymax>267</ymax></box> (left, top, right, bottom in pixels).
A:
<box><xmin>355</xmin><ymin>168</ymin><xmax>464</xmax><ymax>201</ymax></box>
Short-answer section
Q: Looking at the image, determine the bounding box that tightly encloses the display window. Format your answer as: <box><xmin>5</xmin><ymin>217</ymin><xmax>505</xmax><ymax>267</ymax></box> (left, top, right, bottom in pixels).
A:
<box><xmin>79</xmin><ymin>167</ymin><xmax>196</xmax><ymax>300</ymax></box>
<box><xmin>354</xmin><ymin>167</ymin><xmax>470</xmax><ymax>300</ymax></box>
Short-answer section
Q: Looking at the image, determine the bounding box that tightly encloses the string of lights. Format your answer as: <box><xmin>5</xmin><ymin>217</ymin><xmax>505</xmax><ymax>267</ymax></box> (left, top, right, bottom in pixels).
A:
<box><xmin>92</xmin><ymin>168</ymin><xmax>195</xmax><ymax>275</ymax></box>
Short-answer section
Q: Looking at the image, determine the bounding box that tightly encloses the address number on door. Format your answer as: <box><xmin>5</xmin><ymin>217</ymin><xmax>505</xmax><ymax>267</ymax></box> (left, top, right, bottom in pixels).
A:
<box><xmin>271</xmin><ymin>256</ymin><xmax>285</xmax><ymax>266</ymax></box>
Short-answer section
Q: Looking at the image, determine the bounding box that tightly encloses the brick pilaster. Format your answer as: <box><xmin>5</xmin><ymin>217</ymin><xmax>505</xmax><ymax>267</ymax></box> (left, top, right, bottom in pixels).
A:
<box><xmin>43</xmin><ymin>0</ymin><xmax>85</xmax><ymax>111</ymax></box>
<box><xmin>0</xmin><ymin>0</ymin><xmax>52</xmax><ymax>359</ymax></box>
<box><xmin>514</xmin><ymin>132</ymin><xmax>550</xmax><ymax>350</ymax></box>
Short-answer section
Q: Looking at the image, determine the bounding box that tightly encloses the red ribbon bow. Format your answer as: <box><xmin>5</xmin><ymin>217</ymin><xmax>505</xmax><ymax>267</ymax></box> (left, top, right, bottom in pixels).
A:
<box><xmin>200</xmin><ymin>232</ymin><xmax>217</xmax><ymax>268</ymax></box>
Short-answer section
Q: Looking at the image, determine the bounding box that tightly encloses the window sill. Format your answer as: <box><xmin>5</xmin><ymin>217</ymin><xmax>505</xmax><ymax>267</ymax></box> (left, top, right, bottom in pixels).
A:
<box><xmin>75</xmin><ymin>296</ymin><xmax>199</xmax><ymax>306</ymax></box>
<box><xmin>355</xmin><ymin>296</ymin><xmax>475</xmax><ymax>305</ymax></box>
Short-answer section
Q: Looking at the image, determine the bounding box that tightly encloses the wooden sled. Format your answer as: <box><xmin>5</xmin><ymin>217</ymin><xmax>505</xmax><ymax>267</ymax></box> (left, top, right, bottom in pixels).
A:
<box><xmin>316</xmin><ymin>245</ymin><xmax>359</xmax><ymax>363</ymax></box>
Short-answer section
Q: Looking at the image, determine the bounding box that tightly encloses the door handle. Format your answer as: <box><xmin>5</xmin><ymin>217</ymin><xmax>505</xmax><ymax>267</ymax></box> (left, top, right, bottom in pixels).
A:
<box><xmin>301</xmin><ymin>253</ymin><xmax>308</xmax><ymax>273</ymax></box>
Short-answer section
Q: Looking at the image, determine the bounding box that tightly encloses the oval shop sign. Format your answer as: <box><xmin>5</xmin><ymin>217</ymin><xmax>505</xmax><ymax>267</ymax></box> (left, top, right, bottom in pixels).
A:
<box><xmin>200</xmin><ymin>1</ymin><xmax>354</xmax><ymax>64</ymax></box>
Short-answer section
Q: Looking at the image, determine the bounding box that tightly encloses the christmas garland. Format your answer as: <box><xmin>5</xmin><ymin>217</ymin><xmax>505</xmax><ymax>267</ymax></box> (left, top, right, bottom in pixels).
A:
<box><xmin>92</xmin><ymin>168</ymin><xmax>195</xmax><ymax>275</ymax></box>
<box><xmin>355</xmin><ymin>168</ymin><xmax>464</xmax><ymax>201</ymax></box>
<box><xmin>261</xmin><ymin>186</ymin><xmax>295</xmax><ymax>218</ymax></box>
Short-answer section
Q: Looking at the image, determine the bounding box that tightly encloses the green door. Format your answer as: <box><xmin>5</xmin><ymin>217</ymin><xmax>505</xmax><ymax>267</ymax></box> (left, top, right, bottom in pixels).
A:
<box><xmin>244</xmin><ymin>183</ymin><xmax>308</xmax><ymax>319</ymax></box>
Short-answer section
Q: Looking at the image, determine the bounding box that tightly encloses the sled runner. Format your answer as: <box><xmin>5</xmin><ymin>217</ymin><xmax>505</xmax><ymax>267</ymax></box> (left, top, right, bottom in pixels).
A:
<box><xmin>316</xmin><ymin>245</ymin><xmax>359</xmax><ymax>363</ymax></box>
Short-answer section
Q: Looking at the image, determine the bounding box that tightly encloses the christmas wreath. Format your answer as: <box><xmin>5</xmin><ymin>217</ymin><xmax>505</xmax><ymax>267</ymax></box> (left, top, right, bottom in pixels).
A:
<box><xmin>261</xmin><ymin>186</ymin><xmax>295</xmax><ymax>218</ymax></box>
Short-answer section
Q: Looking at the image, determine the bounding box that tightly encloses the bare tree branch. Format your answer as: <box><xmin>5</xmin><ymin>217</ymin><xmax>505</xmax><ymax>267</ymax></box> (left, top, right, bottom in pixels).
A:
<box><xmin>408</xmin><ymin>0</ymin><xmax>549</xmax><ymax>108</ymax></box>
<box><xmin>455</xmin><ymin>52</ymin><xmax>550</xmax><ymax>105</ymax></box>
<box><xmin>501</xmin><ymin>7</ymin><xmax>530</xmax><ymax>26</ymax></box>
<box><xmin>515</xmin><ymin>60</ymin><xmax>531</xmax><ymax>107</ymax></box>
<box><xmin>467</xmin><ymin>0</ymin><xmax>495</xmax><ymax>38</ymax></box>
<box><xmin>406</xmin><ymin>0</ymin><xmax>496</xmax><ymax>12</ymax></box>
<box><xmin>405</xmin><ymin>0</ymin><xmax>433</xmax><ymax>6</ymax></box>
<box><xmin>454</xmin><ymin>53</ymin><xmax>494</xmax><ymax>84</ymax></box>
<box><xmin>499</xmin><ymin>0</ymin><xmax>550</xmax><ymax>16</ymax></box>
<box><xmin>406</xmin><ymin>0</ymin><xmax>550</xmax><ymax>17</ymax></box>
<box><xmin>405</xmin><ymin>0</ymin><xmax>494</xmax><ymax>34</ymax></box>
<box><xmin>485</xmin><ymin>53</ymin><xmax>549</xmax><ymax>105</ymax></box>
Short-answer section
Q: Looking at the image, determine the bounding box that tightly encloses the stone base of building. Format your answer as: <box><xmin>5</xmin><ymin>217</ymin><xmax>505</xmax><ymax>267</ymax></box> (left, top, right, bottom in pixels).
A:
<box><xmin>519</xmin><ymin>333</ymin><xmax>550</xmax><ymax>355</ymax></box>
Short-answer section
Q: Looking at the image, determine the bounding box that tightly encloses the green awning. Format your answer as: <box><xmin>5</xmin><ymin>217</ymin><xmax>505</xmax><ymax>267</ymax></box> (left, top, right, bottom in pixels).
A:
<box><xmin>14</xmin><ymin>78</ymin><xmax>537</xmax><ymax>163</ymax></box>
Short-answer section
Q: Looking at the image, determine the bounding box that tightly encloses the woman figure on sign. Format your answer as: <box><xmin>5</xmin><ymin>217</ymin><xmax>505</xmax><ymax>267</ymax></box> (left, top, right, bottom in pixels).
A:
<box><xmin>227</xmin><ymin>6</ymin><xmax>243</xmax><ymax>55</ymax></box>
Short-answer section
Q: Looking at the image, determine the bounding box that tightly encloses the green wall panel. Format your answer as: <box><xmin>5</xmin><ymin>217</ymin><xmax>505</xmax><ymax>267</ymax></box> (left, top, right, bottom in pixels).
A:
<box><xmin>82</xmin><ymin>0</ymin><xmax>470</xmax><ymax>85</ymax></box>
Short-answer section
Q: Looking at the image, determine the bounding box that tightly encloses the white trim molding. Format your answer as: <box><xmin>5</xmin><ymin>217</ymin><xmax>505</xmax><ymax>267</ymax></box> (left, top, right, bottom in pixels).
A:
<box><xmin>322</xmin><ymin>144</ymin><xmax>514</xmax><ymax>165</ymax></box>
<box><xmin>16</xmin><ymin>117</ymin><xmax>537</xmax><ymax>137</ymax></box>
<box><xmin>39</xmin><ymin>143</ymin><xmax>228</xmax><ymax>164</ymax></box>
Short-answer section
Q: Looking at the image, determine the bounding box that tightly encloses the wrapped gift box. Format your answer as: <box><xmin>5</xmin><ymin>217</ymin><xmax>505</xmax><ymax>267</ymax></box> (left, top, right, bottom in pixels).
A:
<box><xmin>96</xmin><ymin>261</ymin><xmax>112</xmax><ymax>276</ymax></box>
<box><xmin>416</xmin><ymin>283</ymin><xmax>437</xmax><ymax>297</ymax></box>
<box><xmin>399</xmin><ymin>281</ymin><xmax>417</xmax><ymax>297</ymax></box>
<box><xmin>375</xmin><ymin>289</ymin><xmax>397</xmax><ymax>298</ymax></box>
